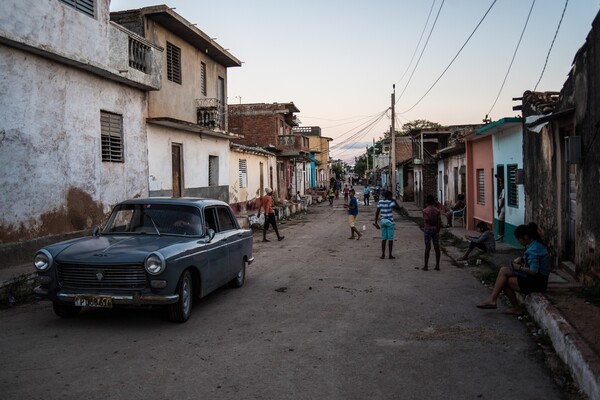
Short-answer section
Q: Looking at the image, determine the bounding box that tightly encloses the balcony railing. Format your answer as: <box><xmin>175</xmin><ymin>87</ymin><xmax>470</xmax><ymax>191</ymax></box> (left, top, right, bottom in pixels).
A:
<box><xmin>277</xmin><ymin>134</ymin><xmax>310</xmax><ymax>151</ymax></box>
<box><xmin>128</xmin><ymin>36</ymin><xmax>150</xmax><ymax>73</ymax></box>
<box><xmin>197</xmin><ymin>98</ymin><xmax>227</xmax><ymax>131</ymax></box>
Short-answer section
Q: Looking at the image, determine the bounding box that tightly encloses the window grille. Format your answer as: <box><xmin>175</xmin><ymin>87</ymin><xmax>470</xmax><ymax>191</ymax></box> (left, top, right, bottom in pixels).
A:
<box><xmin>200</xmin><ymin>62</ymin><xmax>207</xmax><ymax>96</ymax></box>
<box><xmin>239</xmin><ymin>159</ymin><xmax>248</xmax><ymax>188</ymax></box>
<box><xmin>477</xmin><ymin>169</ymin><xmax>485</xmax><ymax>205</ymax></box>
<box><xmin>209</xmin><ymin>156</ymin><xmax>219</xmax><ymax>186</ymax></box>
<box><xmin>507</xmin><ymin>164</ymin><xmax>518</xmax><ymax>207</ymax></box>
<box><xmin>166</xmin><ymin>42</ymin><xmax>181</xmax><ymax>84</ymax></box>
<box><xmin>101</xmin><ymin>112</ymin><xmax>123</xmax><ymax>162</ymax></box>
<box><xmin>60</xmin><ymin>0</ymin><xmax>95</xmax><ymax>17</ymax></box>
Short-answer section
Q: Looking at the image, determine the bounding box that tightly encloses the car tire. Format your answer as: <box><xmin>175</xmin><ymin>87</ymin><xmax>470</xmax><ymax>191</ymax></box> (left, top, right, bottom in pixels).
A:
<box><xmin>167</xmin><ymin>270</ymin><xmax>193</xmax><ymax>323</ymax></box>
<box><xmin>52</xmin><ymin>301</ymin><xmax>82</xmax><ymax>318</ymax></box>
<box><xmin>229</xmin><ymin>259</ymin><xmax>246</xmax><ymax>288</ymax></box>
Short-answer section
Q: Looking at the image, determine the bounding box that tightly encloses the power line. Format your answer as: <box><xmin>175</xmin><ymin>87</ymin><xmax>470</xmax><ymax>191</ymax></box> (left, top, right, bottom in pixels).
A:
<box><xmin>533</xmin><ymin>0</ymin><xmax>569</xmax><ymax>91</ymax></box>
<box><xmin>395</xmin><ymin>0</ymin><xmax>437</xmax><ymax>86</ymax></box>
<box><xmin>399</xmin><ymin>0</ymin><xmax>498</xmax><ymax>115</ymax></box>
<box><xmin>486</xmin><ymin>0</ymin><xmax>535</xmax><ymax>119</ymax></box>
<box><xmin>396</xmin><ymin>0</ymin><xmax>445</xmax><ymax>105</ymax></box>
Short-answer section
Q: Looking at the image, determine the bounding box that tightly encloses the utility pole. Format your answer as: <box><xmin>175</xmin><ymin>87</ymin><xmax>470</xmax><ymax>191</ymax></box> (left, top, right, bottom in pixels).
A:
<box><xmin>390</xmin><ymin>84</ymin><xmax>396</xmax><ymax>195</ymax></box>
<box><xmin>365</xmin><ymin>145</ymin><xmax>369</xmax><ymax>183</ymax></box>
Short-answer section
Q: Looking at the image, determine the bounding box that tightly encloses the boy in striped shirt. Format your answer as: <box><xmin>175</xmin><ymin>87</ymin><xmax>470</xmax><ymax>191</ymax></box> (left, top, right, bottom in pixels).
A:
<box><xmin>374</xmin><ymin>190</ymin><xmax>402</xmax><ymax>259</ymax></box>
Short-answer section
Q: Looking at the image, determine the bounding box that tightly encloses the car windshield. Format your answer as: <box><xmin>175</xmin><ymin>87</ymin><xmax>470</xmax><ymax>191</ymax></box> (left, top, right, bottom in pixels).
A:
<box><xmin>103</xmin><ymin>204</ymin><xmax>204</xmax><ymax>236</ymax></box>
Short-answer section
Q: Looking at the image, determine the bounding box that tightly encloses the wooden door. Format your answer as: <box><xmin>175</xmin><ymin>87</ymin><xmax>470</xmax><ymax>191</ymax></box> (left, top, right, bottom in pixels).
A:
<box><xmin>172</xmin><ymin>144</ymin><xmax>183</xmax><ymax>198</ymax></box>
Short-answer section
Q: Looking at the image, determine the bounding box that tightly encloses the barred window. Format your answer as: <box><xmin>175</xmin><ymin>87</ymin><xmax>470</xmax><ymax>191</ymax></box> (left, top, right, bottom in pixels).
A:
<box><xmin>477</xmin><ymin>169</ymin><xmax>485</xmax><ymax>205</ymax></box>
<box><xmin>166</xmin><ymin>42</ymin><xmax>181</xmax><ymax>84</ymax></box>
<box><xmin>60</xmin><ymin>0</ymin><xmax>95</xmax><ymax>18</ymax></box>
<box><xmin>507</xmin><ymin>164</ymin><xmax>518</xmax><ymax>207</ymax></box>
<box><xmin>239</xmin><ymin>159</ymin><xmax>248</xmax><ymax>188</ymax></box>
<box><xmin>209</xmin><ymin>156</ymin><xmax>219</xmax><ymax>186</ymax></box>
<box><xmin>100</xmin><ymin>111</ymin><xmax>123</xmax><ymax>162</ymax></box>
<box><xmin>200</xmin><ymin>62</ymin><xmax>207</xmax><ymax>96</ymax></box>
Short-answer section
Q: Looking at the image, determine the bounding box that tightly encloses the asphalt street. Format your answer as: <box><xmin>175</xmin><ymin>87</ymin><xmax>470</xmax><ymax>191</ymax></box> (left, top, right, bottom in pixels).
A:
<box><xmin>0</xmin><ymin>198</ymin><xmax>565</xmax><ymax>399</ymax></box>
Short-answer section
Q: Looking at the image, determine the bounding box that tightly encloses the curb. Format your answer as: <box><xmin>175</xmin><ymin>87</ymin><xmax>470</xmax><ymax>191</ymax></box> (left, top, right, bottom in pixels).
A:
<box><xmin>526</xmin><ymin>294</ymin><xmax>600</xmax><ymax>400</ymax></box>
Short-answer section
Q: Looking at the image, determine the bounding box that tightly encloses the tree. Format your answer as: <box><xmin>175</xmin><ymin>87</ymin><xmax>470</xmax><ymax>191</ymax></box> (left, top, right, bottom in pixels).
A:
<box><xmin>401</xmin><ymin>119</ymin><xmax>443</xmax><ymax>134</ymax></box>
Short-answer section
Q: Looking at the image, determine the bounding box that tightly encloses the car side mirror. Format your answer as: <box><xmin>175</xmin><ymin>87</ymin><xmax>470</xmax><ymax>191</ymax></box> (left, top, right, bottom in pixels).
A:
<box><xmin>92</xmin><ymin>226</ymin><xmax>101</xmax><ymax>237</ymax></box>
<box><xmin>207</xmin><ymin>228</ymin><xmax>216</xmax><ymax>242</ymax></box>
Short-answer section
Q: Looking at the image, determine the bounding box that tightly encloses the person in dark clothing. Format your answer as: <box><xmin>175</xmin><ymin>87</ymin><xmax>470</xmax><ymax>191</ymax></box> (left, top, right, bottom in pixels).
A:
<box><xmin>256</xmin><ymin>188</ymin><xmax>284</xmax><ymax>242</ymax></box>
<box><xmin>458</xmin><ymin>221</ymin><xmax>495</xmax><ymax>261</ymax></box>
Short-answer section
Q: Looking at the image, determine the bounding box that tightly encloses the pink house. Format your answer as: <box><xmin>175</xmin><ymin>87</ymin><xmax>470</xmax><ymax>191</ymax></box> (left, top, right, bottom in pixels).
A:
<box><xmin>465</xmin><ymin>132</ymin><xmax>495</xmax><ymax>230</ymax></box>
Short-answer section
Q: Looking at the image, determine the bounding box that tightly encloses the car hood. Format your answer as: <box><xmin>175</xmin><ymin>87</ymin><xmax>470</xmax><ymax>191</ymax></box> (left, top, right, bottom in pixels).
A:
<box><xmin>55</xmin><ymin>235</ymin><xmax>191</xmax><ymax>265</ymax></box>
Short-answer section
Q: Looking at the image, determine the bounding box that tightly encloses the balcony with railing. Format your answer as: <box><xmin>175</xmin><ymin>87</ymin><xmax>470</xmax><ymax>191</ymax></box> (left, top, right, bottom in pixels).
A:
<box><xmin>197</xmin><ymin>98</ymin><xmax>227</xmax><ymax>131</ymax></box>
<box><xmin>277</xmin><ymin>134</ymin><xmax>310</xmax><ymax>152</ymax></box>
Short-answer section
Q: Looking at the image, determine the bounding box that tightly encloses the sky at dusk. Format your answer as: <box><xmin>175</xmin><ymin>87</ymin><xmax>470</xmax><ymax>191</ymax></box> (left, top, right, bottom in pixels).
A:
<box><xmin>111</xmin><ymin>0</ymin><xmax>600</xmax><ymax>163</ymax></box>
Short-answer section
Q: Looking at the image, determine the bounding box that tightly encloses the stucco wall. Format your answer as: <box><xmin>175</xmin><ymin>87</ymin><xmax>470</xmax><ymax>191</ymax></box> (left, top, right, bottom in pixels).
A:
<box><xmin>144</xmin><ymin>20</ymin><xmax>227</xmax><ymax>123</ymax></box>
<box><xmin>466</xmin><ymin>136</ymin><xmax>494</xmax><ymax>229</ymax></box>
<box><xmin>0</xmin><ymin>47</ymin><xmax>149</xmax><ymax>242</ymax></box>
<box><xmin>0</xmin><ymin>0</ymin><xmax>110</xmax><ymax>68</ymax></box>
<box><xmin>146</xmin><ymin>124</ymin><xmax>230</xmax><ymax>200</ymax></box>
<box><xmin>443</xmin><ymin>154</ymin><xmax>466</xmax><ymax>207</ymax></box>
<box><xmin>229</xmin><ymin>149</ymin><xmax>277</xmax><ymax>207</ymax></box>
<box><xmin>492</xmin><ymin>125</ymin><xmax>525</xmax><ymax>246</ymax></box>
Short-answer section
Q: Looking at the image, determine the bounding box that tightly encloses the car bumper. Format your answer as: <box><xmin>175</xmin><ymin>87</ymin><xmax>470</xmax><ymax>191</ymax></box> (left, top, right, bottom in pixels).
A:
<box><xmin>34</xmin><ymin>287</ymin><xmax>179</xmax><ymax>306</ymax></box>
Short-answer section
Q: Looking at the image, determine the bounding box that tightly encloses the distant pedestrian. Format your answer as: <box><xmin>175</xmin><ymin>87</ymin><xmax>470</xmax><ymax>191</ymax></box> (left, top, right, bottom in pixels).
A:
<box><xmin>343</xmin><ymin>184</ymin><xmax>350</xmax><ymax>202</ymax></box>
<box><xmin>344</xmin><ymin>189</ymin><xmax>362</xmax><ymax>240</ymax></box>
<box><xmin>374</xmin><ymin>190</ymin><xmax>402</xmax><ymax>259</ymax></box>
<box><xmin>256</xmin><ymin>188</ymin><xmax>284</xmax><ymax>242</ymax></box>
<box><xmin>327</xmin><ymin>187</ymin><xmax>334</xmax><ymax>207</ymax></box>
<box><xmin>363</xmin><ymin>185</ymin><xmax>371</xmax><ymax>206</ymax></box>
<box><xmin>422</xmin><ymin>195</ymin><xmax>441</xmax><ymax>270</ymax></box>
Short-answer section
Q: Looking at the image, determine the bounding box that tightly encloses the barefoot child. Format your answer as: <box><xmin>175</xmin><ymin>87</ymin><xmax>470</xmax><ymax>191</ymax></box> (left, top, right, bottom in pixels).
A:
<box><xmin>422</xmin><ymin>195</ymin><xmax>441</xmax><ymax>270</ymax></box>
<box><xmin>344</xmin><ymin>189</ymin><xmax>362</xmax><ymax>240</ymax></box>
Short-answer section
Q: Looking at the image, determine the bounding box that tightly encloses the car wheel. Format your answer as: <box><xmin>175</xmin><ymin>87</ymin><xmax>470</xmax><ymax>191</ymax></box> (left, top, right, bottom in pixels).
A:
<box><xmin>167</xmin><ymin>270</ymin><xmax>193</xmax><ymax>323</ymax></box>
<box><xmin>229</xmin><ymin>259</ymin><xmax>246</xmax><ymax>288</ymax></box>
<box><xmin>52</xmin><ymin>301</ymin><xmax>81</xmax><ymax>318</ymax></box>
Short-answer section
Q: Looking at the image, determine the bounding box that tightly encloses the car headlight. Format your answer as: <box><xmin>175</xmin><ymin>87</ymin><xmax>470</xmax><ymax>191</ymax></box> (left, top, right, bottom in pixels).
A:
<box><xmin>145</xmin><ymin>253</ymin><xmax>165</xmax><ymax>275</ymax></box>
<box><xmin>33</xmin><ymin>250</ymin><xmax>53</xmax><ymax>271</ymax></box>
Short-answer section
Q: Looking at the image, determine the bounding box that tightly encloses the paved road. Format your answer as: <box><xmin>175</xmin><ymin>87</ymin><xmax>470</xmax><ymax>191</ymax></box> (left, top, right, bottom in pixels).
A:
<box><xmin>0</xmin><ymin>198</ymin><xmax>564</xmax><ymax>399</ymax></box>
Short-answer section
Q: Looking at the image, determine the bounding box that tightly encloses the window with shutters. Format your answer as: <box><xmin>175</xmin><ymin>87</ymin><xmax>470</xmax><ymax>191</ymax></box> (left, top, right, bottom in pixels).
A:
<box><xmin>166</xmin><ymin>42</ymin><xmax>181</xmax><ymax>84</ymax></box>
<box><xmin>100</xmin><ymin>111</ymin><xmax>123</xmax><ymax>162</ymax></box>
<box><xmin>476</xmin><ymin>169</ymin><xmax>485</xmax><ymax>205</ymax></box>
<box><xmin>507</xmin><ymin>164</ymin><xmax>518</xmax><ymax>207</ymax></box>
<box><xmin>239</xmin><ymin>159</ymin><xmax>248</xmax><ymax>188</ymax></box>
<box><xmin>209</xmin><ymin>156</ymin><xmax>219</xmax><ymax>186</ymax></box>
<box><xmin>59</xmin><ymin>0</ymin><xmax>95</xmax><ymax>18</ymax></box>
<box><xmin>200</xmin><ymin>62</ymin><xmax>207</xmax><ymax>96</ymax></box>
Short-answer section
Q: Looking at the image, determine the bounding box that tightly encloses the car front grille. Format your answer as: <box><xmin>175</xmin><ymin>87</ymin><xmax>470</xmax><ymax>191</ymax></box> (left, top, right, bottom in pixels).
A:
<box><xmin>57</xmin><ymin>263</ymin><xmax>148</xmax><ymax>290</ymax></box>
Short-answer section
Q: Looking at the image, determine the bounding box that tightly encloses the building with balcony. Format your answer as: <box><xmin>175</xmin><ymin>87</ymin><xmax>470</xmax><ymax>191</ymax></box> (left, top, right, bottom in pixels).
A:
<box><xmin>111</xmin><ymin>5</ymin><xmax>242</xmax><ymax>201</ymax></box>
<box><xmin>229</xmin><ymin>103</ymin><xmax>308</xmax><ymax>200</ymax></box>
<box><xmin>0</xmin><ymin>0</ymin><xmax>162</xmax><ymax>246</ymax></box>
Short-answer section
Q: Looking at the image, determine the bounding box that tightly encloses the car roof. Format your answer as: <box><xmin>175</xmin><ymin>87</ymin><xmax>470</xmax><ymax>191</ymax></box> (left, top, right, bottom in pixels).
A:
<box><xmin>118</xmin><ymin>197</ymin><xmax>229</xmax><ymax>208</ymax></box>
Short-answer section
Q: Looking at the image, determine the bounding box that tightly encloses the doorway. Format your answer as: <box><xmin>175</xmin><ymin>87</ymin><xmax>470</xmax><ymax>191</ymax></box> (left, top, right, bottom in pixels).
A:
<box><xmin>171</xmin><ymin>143</ymin><xmax>183</xmax><ymax>197</ymax></box>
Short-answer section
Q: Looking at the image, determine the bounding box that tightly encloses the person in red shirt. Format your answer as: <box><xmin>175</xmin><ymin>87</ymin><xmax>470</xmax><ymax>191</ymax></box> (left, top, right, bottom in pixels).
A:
<box><xmin>422</xmin><ymin>195</ymin><xmax>442</xmax><ymax>271</ymax></box>
<box><xmin>256</xmin><ymin>188</ymin><xmax>284</xmax><ymax>242</ymax></box>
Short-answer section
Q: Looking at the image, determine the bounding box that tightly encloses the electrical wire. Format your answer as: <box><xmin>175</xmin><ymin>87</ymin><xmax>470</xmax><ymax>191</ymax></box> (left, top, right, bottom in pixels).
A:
<box><xmin>399</xmin><ymin>0</ymin><xmax>498</xmax><ymax>115</ymax></box>
<box><xmin>486</xmin><ymin>0</ymin><xmax>535</xmax><ymax>119</ymax></box>
<box><xmin>533</xmin><ymin>0</ymin><xmax>569</xmax><ymax>91</ymax></box>
<box><xmin>395</xmin><ymin>0</ymin><xmax>437</xmax><ymax>86</ymax></box>
<box><xmin>396</xmin><ymin>0</ymin><xmax>445</xmax><ymax>105</ymax></box>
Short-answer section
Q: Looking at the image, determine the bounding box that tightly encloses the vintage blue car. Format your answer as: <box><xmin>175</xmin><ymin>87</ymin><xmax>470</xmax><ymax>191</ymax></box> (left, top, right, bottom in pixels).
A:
<box><xmin>33</xmin><ymin>198</ymin><xmax>254</xmax><ymax>322</ymax></box>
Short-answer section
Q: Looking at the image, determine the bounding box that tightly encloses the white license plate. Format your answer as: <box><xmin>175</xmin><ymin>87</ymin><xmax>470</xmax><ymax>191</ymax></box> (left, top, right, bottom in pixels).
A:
<box><xmin>74</xmin><ymin>295</ymin><xmax>113</xmax><ymax>308</ymax></box>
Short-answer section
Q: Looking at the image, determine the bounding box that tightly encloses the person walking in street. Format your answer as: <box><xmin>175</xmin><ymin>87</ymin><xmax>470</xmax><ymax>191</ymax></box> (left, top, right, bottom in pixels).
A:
<box><xmin>363</xmin><ymin>185</ymin><xmax>371</xmax><ymax>206</ymax></box>
<box><xmin>476</xmin><ymin>223</ymin><xmax>549</xmax><ymax>315</ymax></box>
<box><xmin>374</xmin><ymin>190</ymin><xmax>402</xmax><ymax>259</ymax></box>
<box><xmin>256</xmin><ymin>188</ymin><xmax>284</xmax><ymax>242</ymax></box>
<box><xmin>344</xmin><ymin>188</ymin><xmax>362</xmax><ymax>240</ymax></box>
<box><xmin>343</xmin><ymin>183</ymin><xmax>350</xmax><ymax>202</ymax></box>
<box><xmin>422</xmin><ymin>195</ymin><xmax>441</xmax><ymax>271</ymax></box>
<box><xmin>327</xmin><ymin>187</ymin><xmax>335</xmax><ymax>207</ymax></box>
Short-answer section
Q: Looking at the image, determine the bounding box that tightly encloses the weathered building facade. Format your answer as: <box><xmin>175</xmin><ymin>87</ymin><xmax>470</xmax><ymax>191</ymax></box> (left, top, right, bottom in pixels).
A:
<box><xmin>410</xmin><ymin>130</ymin><xmax>450</xmax><ymax>207</ymax></box>
<box><xmin>111</xmin><ymin>5</ymin><xmax>241</xmax><ymax>201</ymax></box>
<box><xmin>229</xmin><ymin>103</ymin><xmax>308</xmax><ymax>201</ymax></box>
<box><xmin>519</xmin><ymin>12</ymin><xmax>600</xmax><ymax>279</ymax></box>
<box><xmin>0</xmin><ymin>0</ymin><xmax>162</xmax><ymax>246</ymax></box>
<box><xmin>293</xmin><ymin>126</ymin><xmax>332</xmax><ymax>189</ymax></box>
<box><xmin>465</xmin><ymin>131</ymin><xmax>494</xmax><ymax>231</ymax></box>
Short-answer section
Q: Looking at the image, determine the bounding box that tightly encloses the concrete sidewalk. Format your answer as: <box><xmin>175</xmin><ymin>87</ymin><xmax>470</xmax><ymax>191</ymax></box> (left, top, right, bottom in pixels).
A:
<box><xmin>399</xmin><ymin>200</ymin><xmax>600</xmax><ymax>400</ymax></box>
